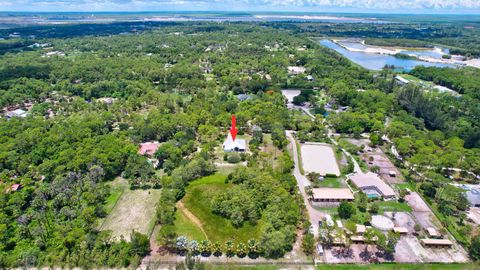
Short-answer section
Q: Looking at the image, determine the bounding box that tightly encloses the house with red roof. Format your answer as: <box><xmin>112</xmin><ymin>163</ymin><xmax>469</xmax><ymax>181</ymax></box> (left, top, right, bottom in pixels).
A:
<box><xmin>138</xmin><ymin>142</ymin><xmax>160</xmax><ymax>157</ymax></box>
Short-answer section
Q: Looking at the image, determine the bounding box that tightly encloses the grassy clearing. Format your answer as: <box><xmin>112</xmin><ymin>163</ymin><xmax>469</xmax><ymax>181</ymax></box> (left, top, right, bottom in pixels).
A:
<box><xmin>295</xmin><ymin>139</ymin><xmax>305</xmax><ymax>175</ymax></box>
<box><xmin>394</xmin><ymin>182</ymin><xmax>415</xmax><ymax>191</ymax></box>
<box><xmin>175</xmin><ymin>209</ymin><xmax>207</xmax><ymax>241</ymax></box>
<box><xmin>100</xmin><ymin>183</ymin><xmax>161</xmax><ymax>241</ymax></box>
<box><xmin>372</xmin><ymin>201</ymin><xmax>412</xmax><ymax>214</ymax></box>
<box><xmin>103</xmin><ymin>180</ymin><xmax>128</xmax><ymax>214</ymax></box>
<box><xmin>317</xmin><ymin>176</ymin><xmax>344</xmax><ymax>188</ymax></box>
<box><xmin>178</xmin><ymin>174</ymin><xmax>264</xmax><ymax>243</ymax></box>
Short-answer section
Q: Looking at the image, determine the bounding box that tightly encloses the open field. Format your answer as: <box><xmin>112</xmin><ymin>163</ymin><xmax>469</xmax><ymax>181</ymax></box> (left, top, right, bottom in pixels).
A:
<box><xmin>175</xmin><ymin>204</ymin><xmax>208</xmax><ymax>241</ymax></box>
<box><xmin>103</xmin><ymin>178</ymin><xmax>129</xmax><ymax>214</ymax></box>
<box><xmin>300</xmin><ymin>143</ymin><xmax>340</xmax><ymax>176</ymax></box>
<box><xmin>373</xmin><ymin>201</ymin><xmax>412</xmax><ymax>214</ymax></box>
<box><xmin>100</xmin><ymin>178</ymin><xmax>161</xmax><ymax>241</ymax></box>
<box><xmin>177</xmin><ymin>174</ymin><xmax>264</xmax><ymax>243</ymax></box>
<box><xmin>317</xmin><ymin>176</ymin><xmax>345</xmax><ymax>188</ymax></box>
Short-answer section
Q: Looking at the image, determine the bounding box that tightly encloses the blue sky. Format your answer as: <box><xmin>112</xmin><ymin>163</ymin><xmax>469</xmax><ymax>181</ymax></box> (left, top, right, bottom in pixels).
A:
<box><xmin>0</xmin><ymin>0</ymin><xmax>479</xmax><ymax>13</ymax></box>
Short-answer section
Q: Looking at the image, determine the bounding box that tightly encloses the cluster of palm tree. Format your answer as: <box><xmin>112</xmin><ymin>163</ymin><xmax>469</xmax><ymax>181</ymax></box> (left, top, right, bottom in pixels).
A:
<box><xmin>175</xmin><ymin>236</ymin><xmax>260</xmax><ymax>258</ymax></box>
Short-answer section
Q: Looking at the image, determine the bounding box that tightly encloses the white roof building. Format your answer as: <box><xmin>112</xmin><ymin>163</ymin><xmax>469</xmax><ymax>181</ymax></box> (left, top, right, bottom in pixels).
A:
<box><xmin>223</xmin><ymin>133</ymin><xmax>246</xmax><ymax>152</ymax></box>
<box><xmin>6</xmin><ymin>109</ymin><xmax>28</xmax><ymax>118</ymax></box>
<box><xmin>395</xmin><ymin>75</ymin><xmax>410</xmax><ymax>85</ymax></box>
<box><xmin>288</xmin><ymin>66</ymin><xmax>306</xmax><ymax>75</ymax></box>
<box><xmin>349</xmin><ymin>172</ymin><xmax>396</xmax><ymax>199</ymax></box>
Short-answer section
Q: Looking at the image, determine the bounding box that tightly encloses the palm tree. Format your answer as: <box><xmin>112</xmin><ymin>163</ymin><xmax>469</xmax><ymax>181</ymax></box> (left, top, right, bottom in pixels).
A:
<box><xmin>247</xmin><ymin>239</ymin><xmax>259</xmax><ymax>254</ymax></box>
<box><xmin>212</xmin><ymin>241</ymin><xmax>222</xmax><ymax>257</ymax></box>
<box><xmin>225</xmin><ymin>240</ymin><xmax>235</xmax><ymax>257</ymax></box>
<box><xmin>236</xmin><ymin>242</ymin><xmax>247</xmax><ymax>257</ymax></box>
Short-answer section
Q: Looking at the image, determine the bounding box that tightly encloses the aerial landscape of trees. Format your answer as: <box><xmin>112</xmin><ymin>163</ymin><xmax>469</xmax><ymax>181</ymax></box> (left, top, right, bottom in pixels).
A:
<box><xmin>0</xmin><ymin>15</ymin><xmax>480</xmax><ymax>268</ymax></box>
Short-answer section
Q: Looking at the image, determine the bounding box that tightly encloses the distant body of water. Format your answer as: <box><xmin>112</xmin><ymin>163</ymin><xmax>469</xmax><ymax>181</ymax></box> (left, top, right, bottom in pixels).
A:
<box><xmin>320</xmin><ymin>40</ymin><xmax>453</xmax><ymax>71</ymax></box>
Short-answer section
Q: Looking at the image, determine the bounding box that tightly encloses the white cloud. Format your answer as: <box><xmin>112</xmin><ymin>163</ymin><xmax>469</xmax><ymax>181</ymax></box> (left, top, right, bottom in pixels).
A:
<box><xmin>1</xmin><ymin>0</ymin><xmax>480</xmax><ymax>11</ymax></box>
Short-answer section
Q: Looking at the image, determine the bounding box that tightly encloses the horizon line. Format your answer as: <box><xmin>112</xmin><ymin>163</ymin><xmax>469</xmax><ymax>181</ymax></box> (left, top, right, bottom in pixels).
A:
<box><xmin>1</xmin><ymin>10</ymin><xmax>480</xmax><ymax>16</ymax></box>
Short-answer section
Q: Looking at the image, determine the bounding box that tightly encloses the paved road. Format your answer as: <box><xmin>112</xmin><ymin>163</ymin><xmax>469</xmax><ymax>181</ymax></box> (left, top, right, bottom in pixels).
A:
<box><xmin>286</xmin><ymin>130</ymin><xmax>325</xmax><ymax>237</ymax></box>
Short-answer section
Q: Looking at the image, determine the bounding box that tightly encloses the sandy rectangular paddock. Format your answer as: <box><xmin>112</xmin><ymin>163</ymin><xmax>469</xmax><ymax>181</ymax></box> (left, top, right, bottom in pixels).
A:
<box><xmin>300</xmin><ymin>143</ymin><xmax>340</xmax><ymax>176</ymax></box>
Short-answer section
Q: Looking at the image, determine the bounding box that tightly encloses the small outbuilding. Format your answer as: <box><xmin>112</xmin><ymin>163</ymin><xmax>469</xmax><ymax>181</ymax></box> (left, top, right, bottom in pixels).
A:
<box><xmin>421</xmin><ymin>238</ymin><xmax>453</xmax><ymax>248</ymax></box>
<box><xmin>356</xmin><ymin>224</ymin><xmax>366</xmax><ymax>235</ymax></box>
<box><xmin>393</xmin><ymin>227</ymin><xmax>409</xmax><ymax>235</ymax></box>
<box><xmin>426</xmin><ymin>227</ymin><xmax>440</xmax><ymax>238</ymax></box>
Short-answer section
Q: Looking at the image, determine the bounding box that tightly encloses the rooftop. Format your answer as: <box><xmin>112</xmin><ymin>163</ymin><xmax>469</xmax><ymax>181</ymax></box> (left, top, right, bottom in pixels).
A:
<box><xmin>356</xmin><ymin>224</ymin><xmax>366</xmax><ymax>234</ymax></box>
<box><xmin>223</xmin><ymin>133</ymin><xmax>246</xmax><ymax>152</ymax></box>
<box><xmin>421</xmin><ymin>239</ymin><xmax>453</xmax><ymax>246</ymax></box>
<box><xmin>138</xmin><ymin>142</ymin><xmax>161</xmax><ymax>156</ymax></box>
<box><xmin>454</xmin><ymin>184</ymin><xmax>480</xmax><ymax>206</ymax></box>
<box><xmin>426</xmin><ymin>227</ymin><xmax>440</xmax><ymax>237</ymax></box>
<box><xmin>393</xmin><ymin>227</ymin><xmax>409</xmax><ymax>234</ymax></box>
<box><xmin>349</xmin><ymin>172</ymin><xmax>396</xmax><ymax>198</ymax></box>
<box><xmin>312</xmin><ymin>188</ymin><xmax>354</xmax><ymax>201</ymax></box>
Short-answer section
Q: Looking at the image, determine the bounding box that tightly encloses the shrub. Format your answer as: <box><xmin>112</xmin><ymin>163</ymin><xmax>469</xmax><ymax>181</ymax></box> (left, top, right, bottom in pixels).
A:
<box><xmin>227</xmin><ymin>153</ymin><xmax>241</xmax><ymax>164</ymax></box>
<box><xmin>338</xmin><ymin>202</ymin><xmax>356</xmax><ymax>219</ymax></box>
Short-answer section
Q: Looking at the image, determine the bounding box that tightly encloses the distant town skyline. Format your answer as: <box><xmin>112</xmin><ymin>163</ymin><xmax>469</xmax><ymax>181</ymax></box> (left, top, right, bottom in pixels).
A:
<box><xmin>1</xmin><ymin>0</ymin><xmax>480</xmax><ymax>14</ymax></box>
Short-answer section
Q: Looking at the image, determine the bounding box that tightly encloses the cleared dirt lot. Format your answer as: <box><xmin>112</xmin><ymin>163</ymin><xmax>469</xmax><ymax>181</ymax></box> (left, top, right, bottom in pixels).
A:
<box><xmin>100</xmin><ymin>188</ymin><xmax>161</xmax><ymax>241</ymax></box>
<box><xmin>346</xmin><ymin>138</ymin><xmax>403</xmax><ymax>184</ymax></box>
<box><xmin>300</xmin><ymin>143</ymin><xmax>340</xmax><ymax>176</ymax></box>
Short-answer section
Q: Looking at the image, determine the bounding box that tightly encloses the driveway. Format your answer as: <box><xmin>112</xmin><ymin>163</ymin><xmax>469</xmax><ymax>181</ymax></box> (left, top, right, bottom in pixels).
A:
<box><xmin>287</xmin><ymin>130</ymin><xmax>326</xmax><ymax>237</ymax></box>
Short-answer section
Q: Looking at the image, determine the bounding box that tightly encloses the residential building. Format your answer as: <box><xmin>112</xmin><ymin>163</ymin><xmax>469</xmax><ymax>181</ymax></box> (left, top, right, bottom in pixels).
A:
<box><xmin>349</xmin><ymin>172</ymin><xmax>396</xmax><ymax>199</ymax></box>
<box><xmin>138</xmin><ymin>142</ymin><xmax>161</xmax><ymax>157</ymax></box>
<box><xmin>223</xmin><ymin>133</ymin><xmax>246</xmax><ymax>152</ymax></box>
<box><xmin>5</xmin><ymin>109</ymin><xmax>28</xmax><ymax>118</ymax></box>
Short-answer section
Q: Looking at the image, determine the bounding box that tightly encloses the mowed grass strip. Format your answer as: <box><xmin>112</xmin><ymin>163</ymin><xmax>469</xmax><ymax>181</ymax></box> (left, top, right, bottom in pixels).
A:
<box><xmin>179</xmin><ymin>174</ymin><xmax>264</xmax><ymax>243</ymax></box>
<box><xmin>175</xmin><ymin>209</ymin><xmax>207</xmax><ymax>241</ymax></box>
<box><xmin>372</xmin><ymin>201</ymin><xmax>413</xmax><ymax>214</ymax></box>
<box><xmin>318</xmin><ymin>176</ymin><xmax>344</xmax><ymax>188</ymax></box>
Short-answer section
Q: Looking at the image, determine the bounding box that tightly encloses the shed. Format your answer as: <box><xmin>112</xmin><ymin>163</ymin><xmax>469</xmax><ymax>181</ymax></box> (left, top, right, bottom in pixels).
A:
<box><xmin>421</xmin><ymin>239</ymin><xmax>453</xmax><ymax>248</ymax></box>
<box><xmin>426</xmin><ymin>227</ymin><xmax>440</xmax><ymax>238</ymax></box>
<box><xmin>356</xmin><ymin>224</ymin><xmax>366</xmax><ymax>235</ymax></box>
<box><xmin>393</xmin><ymin>227</ymin><xmax>408</xmax><ymax>235</ymax></box>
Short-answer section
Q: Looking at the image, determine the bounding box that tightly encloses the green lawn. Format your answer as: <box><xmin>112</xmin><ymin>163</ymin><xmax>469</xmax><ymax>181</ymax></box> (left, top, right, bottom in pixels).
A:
<box><xmin>394</xmin><ymin>182</ymin><xmax>415</xmax><ymax>191</ymax></box>
<box><xmin>175</xmin><ymin>209</ymin><xmax>207</xmax><ymax>242</ymax></box>
<box><xmin>103</xmin><ymin>179</ymin><xmax>129</xmax><ymax>214</ymax></box>
<box><xmin>372</xmin><ymin>201</ymin><xmax>412</xmax><ymax>214</ymax></box>
<box><xmin>318</xmin><ymin>177</ymin><xmax>344</xmax><ymax>188</ymax></box>
<box><xmin>177</xmin><ymin>174</ymin><xmax>265</xmax><ymax>243</ymax></box>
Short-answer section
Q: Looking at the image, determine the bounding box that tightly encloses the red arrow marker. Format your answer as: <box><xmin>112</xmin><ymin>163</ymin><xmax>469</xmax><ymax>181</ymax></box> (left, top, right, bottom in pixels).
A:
<box><xmin>230</xmin><ymin>114</ymin><xmax>238</xmax><ymax>141</ymax></box>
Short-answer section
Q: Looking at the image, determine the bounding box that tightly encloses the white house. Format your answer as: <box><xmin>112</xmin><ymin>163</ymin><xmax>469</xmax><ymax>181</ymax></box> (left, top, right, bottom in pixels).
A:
<box><xmin>223</xmin><ymin>133</ymin><xmax>246</xmax><ymax>152</ymax></box>
<box><xmin>6</xmin><ymin>109</ymin><xmax>28</xmax><ymax>118</ymax></box>
<box><xmin>287</xmin><ymin>66</ymin><xmax>306</xmax><ymax>75</ymax></box>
